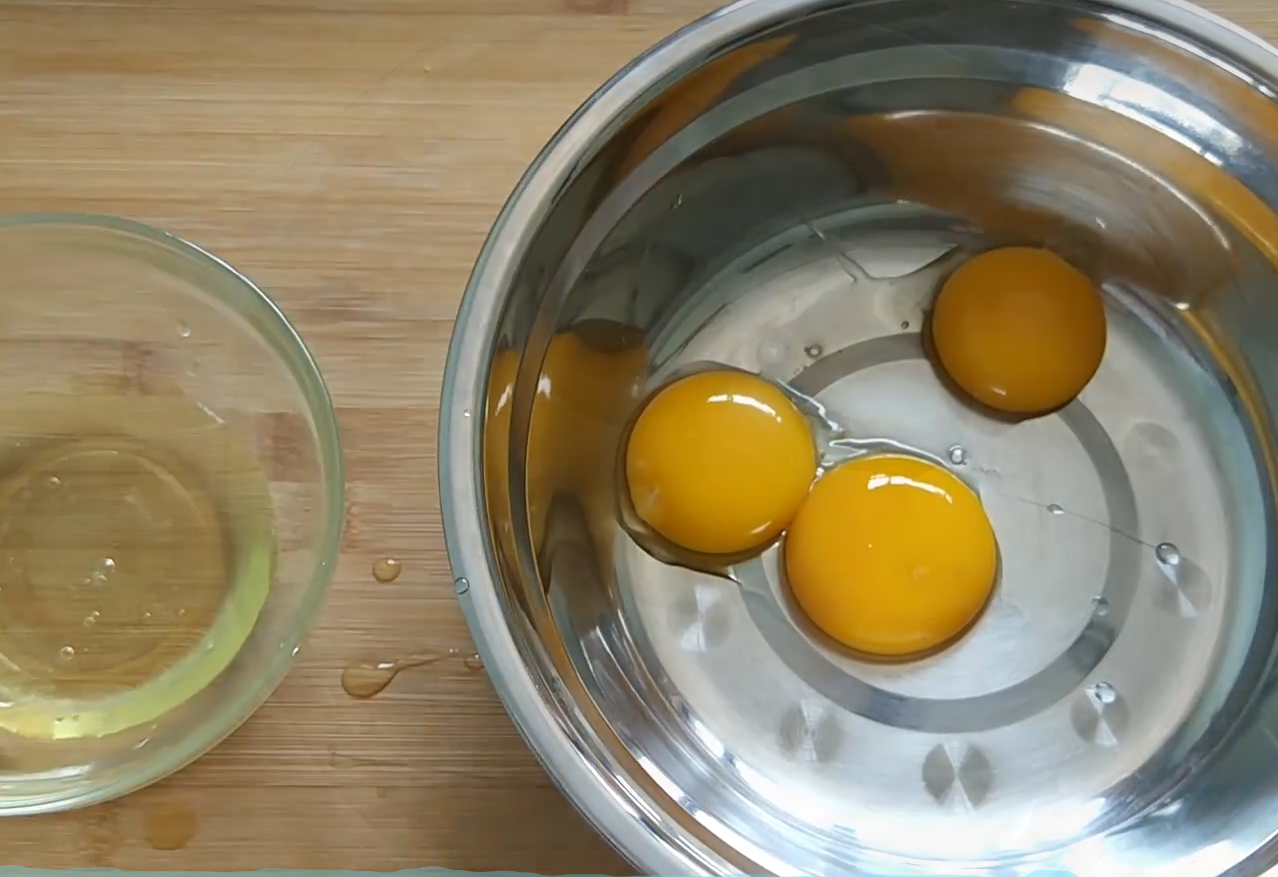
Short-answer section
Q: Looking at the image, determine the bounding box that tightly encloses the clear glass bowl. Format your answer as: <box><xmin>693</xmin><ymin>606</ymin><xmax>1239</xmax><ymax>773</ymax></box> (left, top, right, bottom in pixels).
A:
<box><xmin>0</xmin><ymin>214</ymin><xmax>343</xmax><ymax>813</ymax></box>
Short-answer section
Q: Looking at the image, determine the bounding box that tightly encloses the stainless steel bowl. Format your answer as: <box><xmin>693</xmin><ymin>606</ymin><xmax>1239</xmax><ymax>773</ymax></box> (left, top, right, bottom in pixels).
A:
<box><xmin>440</xmin><ymin>1</ymin><xmax>1278</xmax><ymax>874</ymax></box>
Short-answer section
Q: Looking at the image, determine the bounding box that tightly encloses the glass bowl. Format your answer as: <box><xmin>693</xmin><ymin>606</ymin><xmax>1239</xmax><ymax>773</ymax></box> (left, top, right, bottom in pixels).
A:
<box><xmin>0</xmin><ymin>213</ymin><xmax>342</xmax><ymax>813</ymax></box>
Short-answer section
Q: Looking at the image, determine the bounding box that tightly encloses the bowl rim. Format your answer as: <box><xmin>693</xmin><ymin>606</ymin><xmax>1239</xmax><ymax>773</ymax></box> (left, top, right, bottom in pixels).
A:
<box><xmin>0</xmin><ymin>211</ymin><xmax>345</xmax><ymax>814</ymax></box>
<box><xmin>438</xmin><ymin>1</ymin><xmax>1278</xmax><ymax>874</ymax></box>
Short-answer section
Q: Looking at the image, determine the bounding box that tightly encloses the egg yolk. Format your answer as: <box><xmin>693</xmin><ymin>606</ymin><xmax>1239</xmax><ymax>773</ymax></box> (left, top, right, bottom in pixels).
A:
<box><xmin>930</xmin><ymin>247</ymin><xmax>1107</xmax><ymax>416</ymax></box>
<box><xmin>784</xmin><ymin>454</ymin><xmax>997</xmax><ymax>658</ymax></box>
<box><xmin>625</xmin><ymin>370</ymin><xmax>816</xmax><ymax>557</ymax></box>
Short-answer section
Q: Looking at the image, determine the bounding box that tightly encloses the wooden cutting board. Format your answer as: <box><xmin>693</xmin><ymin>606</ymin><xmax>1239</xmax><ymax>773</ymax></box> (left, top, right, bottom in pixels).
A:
<box><xmin>0</xmin><ymin>0</ymin><xmax>1273</xmax><ymax>872</ymax></box>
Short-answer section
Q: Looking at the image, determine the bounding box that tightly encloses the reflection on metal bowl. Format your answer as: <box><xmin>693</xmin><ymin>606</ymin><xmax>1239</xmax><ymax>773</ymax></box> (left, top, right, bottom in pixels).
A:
<box><xmin>441</xmin><ymin>1</ymin><xmax>1278</xmax><ymax>874</ymax></box>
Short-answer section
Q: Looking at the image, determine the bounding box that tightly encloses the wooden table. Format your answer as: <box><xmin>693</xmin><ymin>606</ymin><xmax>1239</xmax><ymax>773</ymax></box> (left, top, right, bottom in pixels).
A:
<box><xmin>0</xmin><ymin>0</ymin><xmax>1274</xmax><ymax>872</ymax></box>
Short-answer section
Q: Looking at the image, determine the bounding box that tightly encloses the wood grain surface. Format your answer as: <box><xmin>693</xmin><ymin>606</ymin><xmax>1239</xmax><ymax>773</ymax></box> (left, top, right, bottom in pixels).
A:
<box><xmin>0</xmin><ymin>0</ymin><xmax>1275</xmax><ymax>872</ymax></box>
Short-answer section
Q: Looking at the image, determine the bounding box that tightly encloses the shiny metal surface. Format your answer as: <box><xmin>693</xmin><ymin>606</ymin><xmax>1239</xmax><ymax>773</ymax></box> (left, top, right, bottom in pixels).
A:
<box><xmin>440</xmin><ymin>1</ymin><xmax>1278</xmax><ymax>874</ymax></box>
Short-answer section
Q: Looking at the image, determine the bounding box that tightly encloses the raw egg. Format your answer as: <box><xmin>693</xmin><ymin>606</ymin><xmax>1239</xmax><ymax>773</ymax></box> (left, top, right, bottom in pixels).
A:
<box><xmin>930</xmin><ymin>246</ymin><xmax>1107</xmax><ymax>415</ymax></box>
<box><xmin>625</xmin><ymin>369</ymin><xmax>817</xmax><ymax>557</ymax></box>
<box><xmin>784</xmin><ymin>454</ymin><xmax>997</xmax><ymax>658</ymax></box>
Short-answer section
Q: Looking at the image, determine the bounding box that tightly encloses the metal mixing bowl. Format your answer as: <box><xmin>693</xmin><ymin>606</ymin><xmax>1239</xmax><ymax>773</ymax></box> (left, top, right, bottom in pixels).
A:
<box><xmin>440</xmin><ymin>1</ymin><xmax>1278</xmax><ymax>873</ymax></box>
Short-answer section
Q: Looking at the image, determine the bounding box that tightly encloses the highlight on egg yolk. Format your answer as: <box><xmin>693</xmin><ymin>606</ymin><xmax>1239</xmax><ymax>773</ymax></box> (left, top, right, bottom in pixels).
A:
<box><xmin>625</xmin><ymin>370</ymin><xmax>817</xmax><ymax>557</ymax></box>
<box><xmin>930</xmin><ymin>247</ymin><xmax>1107</xmax><ymax>416</ymax></box>
<box><xmin>784</xmin><ymin>454</ymin><xmax>997</xmax><ymax>658</ymax></box>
